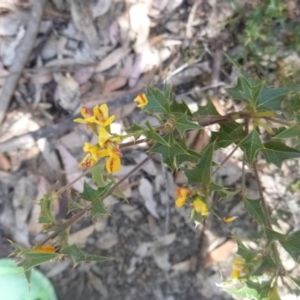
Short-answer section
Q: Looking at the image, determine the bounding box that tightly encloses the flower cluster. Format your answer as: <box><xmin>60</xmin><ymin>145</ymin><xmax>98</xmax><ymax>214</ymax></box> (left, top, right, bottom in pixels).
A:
<box><xmin>174</xmin><ymin>187</ymin><xmax>209</xmax><ymax>216</ymax></box>
<box><xmin>74</xmin><ymin>104</ymin><xmax>121</xmax><ymax>173</ymax></box>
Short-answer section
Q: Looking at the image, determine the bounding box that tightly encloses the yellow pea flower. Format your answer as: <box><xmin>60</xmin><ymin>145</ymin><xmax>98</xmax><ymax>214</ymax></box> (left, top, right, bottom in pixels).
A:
<box><xmin>230</xmin><ymin>257</ymin><xmax>246</xmax><ymax>279</ymax></box>
<box><xmin>98</xmin><ymin>148</ymin><xmax>122</xmax><ymax>173</ymax></box>
<box><xmin>193</xmin><ymin>197</ymin><xmax>209</xmax><ymax>215</ymax></box>
<box><xmin>34</xmin><ymin>245</ymin><xmax>56</xmax><ymax>253</ymax></box>
<box><xmin>174</xmin><ymin>187</ymin><xmax>190</xmax><ymax>207</ymax></box>
<box><xmin>93</xmin><ymin>104</ymin><xmax>115</xmax><ymax>127</ymax></box>
<box><xmin>134</xmin><ymin>94</ymin><xmax>148</xmax><ymax>107</ymax></box>
<box><xmin>79</xmin><ymin>143</ymin><xmax>99</xmax><ymax>168</ymax></box>
<box><xmin>74</xmin><ymin>107</ymin><xmax>97</xmax><ymax>127</ymax></box>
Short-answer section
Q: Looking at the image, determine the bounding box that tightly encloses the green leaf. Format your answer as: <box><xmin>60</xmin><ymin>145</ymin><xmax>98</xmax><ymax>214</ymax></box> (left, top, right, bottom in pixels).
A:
<box><xmin>226</xmin><ymin>73</ymin><xmax>262</xmax><ymax>104</ymax></box>
<box><xmin>20</xmin><ymin>252</ymin><xmax>61</xmax><ymax>271</ymax></box>
<box><xmin>239</xmin><ymin>130</ymin><xmax>263</xmax><ymax>165</ymax></box>
<box><xmin>175</xmin><ymin>113</ymin><xmax>202</xmax><ymax>137</ymax></box>
<box><xmin>274</xmin><ymin>124</ymin><xmax>300</xmax><ymax>140</ymax></box>
<box><xmin>210</xmin><ymin>182</ymin><xmax>237</xmax><ymax>198</ymax></box>
<box><xmin>193</xmin><ymin>98</ymin><xmax>220</xmax><ymax>118</ymax></box>
<box><xmin>224</xmin><ymin>280</ymin><xmax>270</xmax><ymax>300</ymax></box>
<box><xmin>39</xmin><ymin>190</ymin><xmax>57</xmax><ymax>224</ymax></box>
<box><xmin>265</xmin><ymin>227</ymin><xmax>284</xmax><ymax>243</ymax></box>
<box><xmin>62</xmin><ymin>244</ymin><xmax>112</xmax><ymax>268</ymax></box>
<box><xmin>280</xmin><ymin>230</ymin><xmax>300</xmax><ymax>262</ymax></box>
<box><xmin>176</xmin><ymin>149</ymin><xmax>201</xmax><ymax>165</ymax></box>
<box><xmin>256</xmin><ymin>86</ymin><xmax>288</xmax><ymax>111</ymax></box>
<box><xmin>234</xmin><ymin>236</ymin><xmax>257</xmax><ymax>261</ymax></box>
<box><xmin>67</xmin><ymin>197</ymin><xmax>84</xmax><ymax>213</ymax></box>
<box><xmin>144</xmin><ymin>122</ymin><xmax>170</xmax><ymax>146</ymax></box>
<box><xmin>170</xmin><ymin>99</ymin><xmax>192</xmax><ymax>116</ymax></box>
<box><xmin>149</xmin><ymin>134</ymin><xmax>191</xmax><ymax>170</ymax></box>
<box><xmin>80</xmin><ymin>181</ymin><xmax>112</xmax><ymax>217</ymax></box>
<box><xmin>182</xmin><ymin>143</ymin><xmax>214</xmax><ymax>186</ymax></box>
<box><xmin>144</xmin><ymin>86</ymin><xmax>171</xmax><ymax>115</ymax></box>
<box><xmin>91</xmin><ymin>162</ymin><xmax>106</xmax><ymax>187</ymax></box>
<box><xmin>126</xmin><ymin>122</ymin><xmax>144</xmax><ymax>139</ymax></box>
<box><xmin>243</xmin><ymin>198</ymin><xmax>267</xmax><ymax>226</ymax></box>
<box><xmin>261</xmin><ymin>141</ymin><xmax>300</xmax><ymax>168</ymax></box>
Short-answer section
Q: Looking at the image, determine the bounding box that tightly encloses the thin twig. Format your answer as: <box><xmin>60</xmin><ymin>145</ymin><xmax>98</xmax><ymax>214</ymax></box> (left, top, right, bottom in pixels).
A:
<box><xmin>0</xmin><ymin>0</ymin><xmax>45</xmax><ymax>124</ymax></box>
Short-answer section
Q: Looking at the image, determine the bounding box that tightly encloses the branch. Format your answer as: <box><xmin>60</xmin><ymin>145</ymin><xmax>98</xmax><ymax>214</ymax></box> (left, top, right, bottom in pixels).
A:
<box><xmin>0</xmin><ymin>0</ymin><xmax>45</xmax><ymax>124</ymax></box>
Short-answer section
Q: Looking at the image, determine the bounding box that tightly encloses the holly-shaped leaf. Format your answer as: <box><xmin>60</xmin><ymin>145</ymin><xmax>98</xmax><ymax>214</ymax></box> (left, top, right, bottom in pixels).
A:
<box><xmin>274</xmin><ymin>124</ymin><xmax>300</xmax><ymax>140</ymax></box>
<box><xmin>80</xmin><ymin>181</ymin><xmax>112</xmax><ymax>217</ymax></box>
<box><xmin>239</xmin><ymin>130</ymin><xmax>263</xmax><ymax>166</ymax></box>
<box><xmin>20</xmin><ymin>252</ymin><xmax>61</xmax><ymax>271</ymax></box>
<box><xmin>144</xmin><ymin>86</ymin><xmax>171</xmax><ymax>115</ymax></box>
<box><xmin>170</xmin><ymin>99</ymin><xmax>192</xmax><ymax>116</ymax></box>
<box><xmin>243</xmin><ymin>198</ymin><xmax>267</xmax><ymax>226</ymax></box>
<box><xmin>226</xmin><ymin>73</ymin><xmax>262</xmax><ymax>104</ymax></box>
<box><xmin>62</xmin><ymin>244</ymin><xmax>112</xmax><ymax>268</ymax></box>
<box><xmin>256</xmin><ymin>86</ymin><xmax>288</xmax><ymax>111</ymax></box>
<box><xmin>144</xmin><ymin>122</ymin><xmax>170</xmax><ymax>146</ymax></box>
<box><xmin>149</xmin><ymin>134</ymin><xmax>191</xmax><ymax>171</ymax></box>
<box><xmin>261</xmin><ymin>140</ymin><xmax>300</xmax><ymax>168</ymax></box>
<box><xmin>176</xmin><ymin>149</ymin><xmax>201</xmax><ymax>165</ymax></box>
<box><xmin>182</xmin><ymin>143</ymin><xmax>214</xmax><ymax>186</ymax></box>
<box><xmin>39</xmin><ymin>190</ymin><xmax>58</xmax><ymax>224</ymax></box>
<box><xmin>210</xmin><ymin>182</ymin><xmax>237</xmax><ymax>198</ymax></box>
<box><xmin>125</xmin><ymin>122</ymin><xmax>144</xmax><ymax>139</ymax></box>
<box><xmin>280</xmin><ymin>230</ymin><xmax>300</xmax><ymax>262</ymax></box>
<box><xmin>193</xmin><ymin>98</ymin><xmax>220</xmax><ymax>118</ymax></box>
<box><xmin>234</xmin><ymin>235</ymin><xmax>256</xmax><ymax>261</ymax></box>
<box><xmin>175</xmin><ymin>112</ymin><xmax>202</xmax><ymax>137</ymax></box>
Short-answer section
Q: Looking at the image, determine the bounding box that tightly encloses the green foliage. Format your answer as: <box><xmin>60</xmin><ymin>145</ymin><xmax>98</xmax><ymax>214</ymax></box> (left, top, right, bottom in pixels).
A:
<box><xmin>39</xmin><ymin>189</ymin><xmax>58</xmax><ymax>225</ymax></box>
<box><xmin>243</xmin><ymin>198</ymin><xmax>267</xmax><ymax>226</ymax></box>
<box><xmin>62</xmin><ymin>244</ymin><xmax>112</xmax><ymax>268</ymax></box>
<box><xmin>174</xmin><ymin>113</ymin><xmax>202</xmax><ymax>137</ymax></box>
<box><xmin>182</xmin><ymin>143</ymin><xmax>214</xmax><ymax>186</ymax></box>
<box><xmin>80</xmin><ymin>181</ymin><xmax>112</xmax><ymax>218</ymax></box>
<box><xmin>144</xmin><ymin>86</ymin><xmax>171</xmax><ymax>115</ymax></box>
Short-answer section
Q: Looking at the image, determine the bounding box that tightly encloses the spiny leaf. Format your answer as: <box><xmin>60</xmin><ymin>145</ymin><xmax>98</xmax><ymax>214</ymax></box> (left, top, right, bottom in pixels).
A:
<box><xmin>243</xmin><ymin>198</ymin><xmax>267</xmax><ymax>226</ymax></box>
<box><xmin>226</xmin><ymin>73</ymin><xmax>262</xmax><ymax>104</ymax></box>
<box><xmin>256</xmin><ymin>86</ymin><xmax>288</xmax><ymax>111</ymax></box>
<box><xmin>280</xmin><ymin>230</ymin><xmax>300</xmax><ymax>262</ymax></box>
<box><xmin>39</xmin><ymin>190</ymin><xmax>57</xmax><ymax>224</ymax></box>
<box><xmin>274</xmin><ymin>124</ymin><xmax>300</xmax><ymax>140</ymax></box>
<box><xmin>170</xmin><ymin>99</ymin><xmax>192</xmax><ymax>116</ymax></box>
<box><xmin>125</xmin><ymin>122</ymin><xmax>144</xmax><ymax>139</ymax></box>
<box><xmin>20</xmin><ymin>252</ymin><xmax>61</xmax><ymax>271</ymax></box>
<box><xmin>175</xmin><ymin>113</ymin><xmax>202</xmax><ymax>137</ymax></box>
<box><xmin>144</xmin><ymin>86</ymin><xmax>171</xmax><ymax>115</ymax></box>
<box><xmin>234</xmin><ymin>236</ymin><xmax>257</xmax><ymax>261</ymax></box>
<box><xmin>80</xmin><ymin>181</ymin><xmax>112</xmax><ymax>217</ymax></box>
<box><xmin>261</xmin><ymin>140</ymin><xmax>300</xmax><ymax>168</ymax></box>
<box><xmin>193</xmin><ymin>98</ymin><xmax>220</xmax><ymax>118</ymax></box>
<box><xmin>149</xmin><ymin>134</ymin><xmax>191</xmax><ymax>170</ymax></box>
<box><xmin>239</xmin><ymin>130</ymin><xmax>263</xmax><ymax>166</ymax></box>
<box><xmin>210</xmin><ymin>182</ymin><xmax>237</xmax><ymax>198</ymax></box>
<box><xmin>182</xmin><ymin>143</ymin><xmax>214</xmax><ymax>186</ymax></box>
<box><xmin>62</xmin><ymin>244</ymin><xmax>112</xmax><ymax>268</ymax></box>
<box><xmin>144</xmin><ymin>122</ymin><xmax>170</xmax><ymax>146</ymax></box>
<box><xmin>91</xmin><ymin>162</ymin><xmax>106</xmax><ymax>187</ymax></box>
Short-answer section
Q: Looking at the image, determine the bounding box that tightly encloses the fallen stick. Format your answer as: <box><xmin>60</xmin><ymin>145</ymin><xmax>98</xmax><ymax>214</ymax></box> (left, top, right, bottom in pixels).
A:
<box><xmin>0</xmin><ymin>0</ymin><xmax>45</xmax><ymax>124</ymax></box>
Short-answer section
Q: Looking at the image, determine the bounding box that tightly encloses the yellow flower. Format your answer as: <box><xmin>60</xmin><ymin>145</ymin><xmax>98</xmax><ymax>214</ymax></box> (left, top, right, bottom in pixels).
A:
<box><xmin>74</xmin><ymin>107</ymin><xmax>97</xmax><ymax>126</ymax></box>
<box><xmin>79</xmin><ymin>143</ymin><xmax>99</xmax><ymax>168</ymax></box>
<box><xmin>193</xmin><ymin>197</ymin><xmax>208</xmax><ymax>215</ymax></box>
<box><xmin>174</xmin><ymin>187</ymin><xmax>190</xmax><ymax>207</ymax></box>
<box><xmin>134</xmin><ymin>94</ymin><xmax>148</xmax><ymax>107</ymax></box>
<box><xmin>98</xmin><ymin>148</ymin><xmax>121</xmax><ymax>173</ymax></box>
<box><xmin>230</xmin><ymin>257</ymin><xmax>246</xmax><ymax>279</ymax></box>
<box><xmin>93</xmin><ymin>104</ymin><xmax>115</xmax><ymax>127</ymax></box>
<box><xmin>74</xmin><ymin>104</ymin><xmax>115</xmax><ymax>127</ymax></box>
<box><xmin>34</xmin><ymin>245</ymin><xmax>56</xmax><ymax>253</ymax></box>
<box><xmin>223</xmin><ymin>216</ymin><xmax>237</xmax><ymax>223</ymax></box>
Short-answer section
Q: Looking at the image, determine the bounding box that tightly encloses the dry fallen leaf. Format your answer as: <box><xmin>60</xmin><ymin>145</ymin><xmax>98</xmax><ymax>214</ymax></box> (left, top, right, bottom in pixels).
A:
<box><xmin>90</xmin><ymin>0</ymin><xmax>111</xmax><ymax>19</ymax></box>
<box><xmin>138</xmin><ymin>177</ymin><xmax>159</xmax><ymax>219</ymax></box>
<box><xmin>69</xmin><ymin>224</ymin><xmax>95</xmax><ymax>246</ymax></box>
<box><xmin>54</xmin><ymin>73</ymin><xmax>80</xmax><ymax>113</ymax></box>
<box><xmin>56</xmin><ymin>142</ymin><xmax>84</xmax><ymax>192</ymax></box>
<box><xmin>205</xmin><ymin>239</ymin><xmax>236</xmax><ymax>267</ymax></box>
